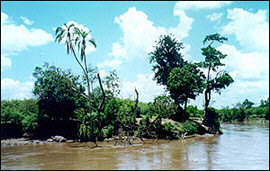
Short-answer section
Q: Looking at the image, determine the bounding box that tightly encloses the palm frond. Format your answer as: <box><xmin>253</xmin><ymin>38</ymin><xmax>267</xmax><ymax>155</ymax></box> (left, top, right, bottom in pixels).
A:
<box><xmin>68</xmin><ymin>23</ymin><xmax>75</xmax><ymax>30</ymax></box>
<box><xmin>78</xmin><ymin>40</ymin><xmax>81</xmax><ymax>53</ymax></box>
<box><xmin>89</xmin><ymin>38</ymin><xmax>97</xmax><ymax>48</ymax></box>
<box><xmin>74</xmin><ymin>27</ymin><xmax>81</xmax><ymax>35</ymax></box>
<box><xmin>74</xmin><ymin>37</ymin><xmax>79</xmax><ymax>45</ymax></box>
<box><xmin>55</xmin><ymin>29</ymin><xmax>65</xmax><ymax>42</ymax></box>
<box><xmin>55</xmin><ymin>27</ymin><xmax>63</xmax><ymax>35</ymax></box>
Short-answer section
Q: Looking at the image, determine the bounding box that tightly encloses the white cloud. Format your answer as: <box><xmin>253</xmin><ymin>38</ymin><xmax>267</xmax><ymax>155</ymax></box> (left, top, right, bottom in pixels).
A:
<box><xmin>114</xmin><ymin>7</ymin><xmax>168</xmax><ymax>57</ymax></box>
<box><xmin>107</xmin><ymin>2</ymin><xmax>232</xmax><ymax>68</ymax></box>
<box><xmin>1</xmin><ymin>78</ymin><xmax>34</xmax><ymax>100</ymax></box>
<box><xmin>1</xmin><ymin>55</ymin><xmax>11</xmax><ymax>71</ymax></box>
<box><xmin>218</xmin><ymin>44</ymin><xmax>269</xmax><ymax>80</ymax></box>
<box><xmin>1</xmin><ymin>12</ymin><xmax>53</xmax><ymax>54</ymax></box>
<box><xmin>207</xmin><ymin>12</ymin><xmax>223</xmax><ymax>21</ymax></box>
<box><xmin>20</xmin><ymin>16</ymin><xmax>34</xmax><ymax>25</ymax></box>
<box><xmin>169</xmin><ymin>8</ymin><xmax>193</xmax><ymax>40</ymax></box>
<box><xmin>174</xmin><ymin>1</ymin><xmax>231</xmax><ymax>11</ymax></box>
<box><xmin>120</xmin><ymin>73</ymin><xmax>165</xmax><ymax>102</ymax></box>
<box><xmin>212</xmin><ymin>43</ymin><xmax>269</xmax><ymax>108</ymax></box>
<box><xmin>212</xmin><ymin>77</ymin><xmax>269</xmax><ymax>108</ymax></box>
<box><xmin>107</xmin><ymin>6</ymin><xmax>193</xmax><ymax>69</ymax></box>
<box><xmin>109</xmin><ymin>43</ymin><xmax>127</xmax><ymax>59</ymax></box>
<box><xmin>1</xmin><ymin>12</ymin><xmax>9</xmax><ymax>24</ymax></box>
<box><xmin>97</xmin><ymin>59</ymin><xmax>122</xmax><ymax>69</ymax></box>
<box><xmin>222</xmin><ymin>8</ymin><xmax>269</xmax><ymax>51</ymax></box>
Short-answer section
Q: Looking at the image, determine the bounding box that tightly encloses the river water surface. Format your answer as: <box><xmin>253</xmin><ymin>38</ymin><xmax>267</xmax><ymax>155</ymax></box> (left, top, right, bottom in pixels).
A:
<box><xmin>1</xmin><ymin>121</ymin><xmax>269</xmax><ymax>170</ymax></box>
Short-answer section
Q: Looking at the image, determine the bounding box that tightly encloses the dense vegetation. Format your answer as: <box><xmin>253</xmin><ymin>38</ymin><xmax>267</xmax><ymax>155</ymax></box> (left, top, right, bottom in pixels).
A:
<box><xmin>1</xmin><ymin>22</ymin><xmax>268</xmax><ymax>143</ymax></box>
<box><xmin>217</xmin><ymin>98</ymin><xmax>269</xmax><ymax>122</ymax></box>
<box><xmin>1</xmin><ymin>97</ymin><xmax>268</xmax><ymax>139</ymax></box>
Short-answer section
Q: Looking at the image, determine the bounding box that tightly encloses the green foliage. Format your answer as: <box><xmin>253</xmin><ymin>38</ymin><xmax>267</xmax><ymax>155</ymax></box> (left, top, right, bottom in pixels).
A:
<box><xmin>150</xmin><ymin>95</ymin><xmax>178</xmax><ymax>119</ymax></box>
<box><xmin>200</xmin><ymin>33</ymin><xmax>234</xmax><ymax>94</ymax></box>
<box><xmin>78</xmin><ymin>111</ymin><xmax>91</xmax><ymax>140</ymax></box>
<box><xmin>203</xmin><ymin>33</ymin><xmax>228</xmax><ymax>45</ymax></box>
<box><xmin>149</xmin><ymin>34</ymin><xmax>185</xmax><ymax>86</ymax></box>
<box><xmin>167</xmin><ymin>63</ymin><xmax>205</xmax><ymax>107</ymax></box>
<box><xmin>33</xmin><ymin>63</ymin><xmax>86</xmax><ymax>121</ymax></box>
<box><xmin>182</xmin><ymin>120</ymin><xmax>200</xmax><ymax>135</ymax></box>
<box><xmin>187</xmin><ymin>105</ymin><xmax>204</xmax><ymax>118</ymax></box>
<box><xmin>260</xmin><ymin>97</ymin><xmax>269</xmax><ymax>107</ymax></box>
<box><xmin>217</xmin><ymin>97</ymin><xmax>269</xmax><ymax>122</ymax></box>
<box><xmin>103</xmin><ymin>70</ymin><xmax>120</xmax><ymax>97</ymax></box>
<box><xmin>116</xmin><ymin>99</ymin><xmax>136</xmax><ymax>125</ymax></box>
<box><xmin>1</xmin><ymin>99</ymin><xmax>39</xmax><ymax>136</ymax></box>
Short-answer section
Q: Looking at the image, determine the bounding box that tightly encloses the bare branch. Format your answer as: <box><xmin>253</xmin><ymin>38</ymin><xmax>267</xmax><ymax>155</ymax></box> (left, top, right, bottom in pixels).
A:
<box><xmin>133</xmin><ymin>88</ymin><xmax>139</xmax><ymax>119</ymax></box>
<box><xmin>97</xmin><ymin>73</ymin><xmax>106</xmax><ymax>113</ymax></box>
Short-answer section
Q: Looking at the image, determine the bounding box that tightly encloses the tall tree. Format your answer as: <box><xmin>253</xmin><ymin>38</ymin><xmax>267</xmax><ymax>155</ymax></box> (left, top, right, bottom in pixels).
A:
<box><xmin>149</xmin><ymin>34</ymin><xmax>186</xmax><ymax>120</ymax></box>
<box><xmin>73</xmin><ymin>26</ymin><xmax>97</xmax><ymax>141</ymax></box>
<box><xmin>200</xmin><ymin>33</ymin><xmax>234</xmax><ymax>124</ymax></box>
<box><xmin>149</xmin><ymin>34</ymin><xmax>185</xmax><ymax>86</ymax></box>
<box><xmin>167</xmin><ymin>63</ymin><xmax>205</xmax><ymax>118</ymax></box>
<box><xmin>55</xmin><ymin>22</ymin><xmax>97</xmax><ymax>141</ymax></box>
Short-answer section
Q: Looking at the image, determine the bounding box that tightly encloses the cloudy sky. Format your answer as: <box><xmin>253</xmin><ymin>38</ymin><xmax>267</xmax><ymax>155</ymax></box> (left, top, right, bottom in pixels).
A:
<box><xmin>1</xmin><ymin>1</ymin><xmax>269</xmax><ymax>109</ymax></box>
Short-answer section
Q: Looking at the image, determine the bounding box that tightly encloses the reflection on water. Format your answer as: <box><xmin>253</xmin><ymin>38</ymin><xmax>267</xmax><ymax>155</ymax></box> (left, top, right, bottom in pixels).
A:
<box><xmin>1</xmin><ymin>121</ymin><xmax>269</xmax><ymax>170</ymax></box>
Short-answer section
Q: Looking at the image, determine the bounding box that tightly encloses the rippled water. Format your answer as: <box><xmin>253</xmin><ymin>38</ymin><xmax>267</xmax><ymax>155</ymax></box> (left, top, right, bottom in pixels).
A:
<box><xmin>1</xmin><ymin>120</ymin><xmax>269</xmax><ymax>170</ymax></box>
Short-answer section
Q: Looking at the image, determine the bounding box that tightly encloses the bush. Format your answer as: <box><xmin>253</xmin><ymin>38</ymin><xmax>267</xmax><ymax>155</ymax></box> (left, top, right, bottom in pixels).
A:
<box><xmin>33</xmin><ymin>63</ymin><xmax>86</xmax><ymax>121</ymax></box>
<box><xmin>182</xmin><ymin>120</ymin><xmax>199</xmax><ymax>135</ymax></box>
<box><xmin>187</xmin><ymin>105</ymin><xmax>204</xmax><ymax>118</ymax></box>
<box><xmin>1</xmin><ymin>99</ymin><xmax>39</xmax><ymax>138</ymax></box>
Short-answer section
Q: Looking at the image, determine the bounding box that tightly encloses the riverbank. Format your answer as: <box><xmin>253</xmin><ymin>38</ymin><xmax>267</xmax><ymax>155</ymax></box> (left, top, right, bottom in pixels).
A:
<box><xmin>1</xmin><ymin>118</ymin><xmax>221</xmax><ymax>148</ymax></box>
<box><xmin>1</xmin><ymin>136</ymin><xmax>76</xmax><ymax>147</ymax></box>
<box><xmin>1</xmin><ymin>132</ymin><xmax>218</xmax><ymax>148</ymax></box>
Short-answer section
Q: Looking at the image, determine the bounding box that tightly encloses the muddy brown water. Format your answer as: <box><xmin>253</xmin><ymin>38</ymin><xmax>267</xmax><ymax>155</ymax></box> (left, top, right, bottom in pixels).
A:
<box><xmin>1</xmin><ymin>120</ymin><xmax>269</xmax><ymax>170</ymax></box>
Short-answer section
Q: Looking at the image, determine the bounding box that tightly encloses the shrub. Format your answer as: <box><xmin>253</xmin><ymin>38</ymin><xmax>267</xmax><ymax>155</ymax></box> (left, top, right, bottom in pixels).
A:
<box><xmin>33</xmin><ymin>63</ymin><xmax>86</xmax><ymax>121</ymax></box>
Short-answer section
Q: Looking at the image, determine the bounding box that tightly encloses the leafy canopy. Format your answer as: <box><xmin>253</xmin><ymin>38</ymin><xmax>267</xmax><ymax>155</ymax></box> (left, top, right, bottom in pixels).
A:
<box><xmin>200</xmin><ymin>33</ymin><xmax>234</xmax><ymax>95</ymax></box>
<box><xmin>167</xmin><ymin>63</ymin><xmax>205</xmax><ymax>104</ymax></box>
<box><xmin>33</xmin><ymin>63</ymin><xmax>86</xmax><ymax>121</ymax></box>
<box><xmin>149</xmin><ymin>34</ymin><xmax>185</xmax><ymax>86</ymax></box>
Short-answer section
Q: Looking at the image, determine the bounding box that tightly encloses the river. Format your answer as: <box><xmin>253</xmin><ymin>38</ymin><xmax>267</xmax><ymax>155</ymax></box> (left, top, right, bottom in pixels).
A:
<box><xmin>1</xmin><ymin>120</ymin><xmax>269</xmax><ymax>170</ymax></box>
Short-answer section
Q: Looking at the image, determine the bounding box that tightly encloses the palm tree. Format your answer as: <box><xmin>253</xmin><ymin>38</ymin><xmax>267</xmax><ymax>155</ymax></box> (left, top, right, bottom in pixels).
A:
<box><xmin>55</xmin><ymin>22</ymin><xmax>97</xmax><ymax>144</ymax></box>
<box><xmin>73</xmin><ymin>26</ymin><xmax>97</xmax><ymax>143</ymax></box>
<box><xmin>55</xmin><ymin>23</ymin><xmax>88</xmax><ymax>78</ymax></box>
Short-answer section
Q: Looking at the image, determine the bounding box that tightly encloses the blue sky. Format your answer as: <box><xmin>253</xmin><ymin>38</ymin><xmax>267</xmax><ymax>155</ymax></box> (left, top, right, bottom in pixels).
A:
<box><xmin>1</xmin><ymin>1</ymin><xmax>269</xmax><ymax>109</ymax></box>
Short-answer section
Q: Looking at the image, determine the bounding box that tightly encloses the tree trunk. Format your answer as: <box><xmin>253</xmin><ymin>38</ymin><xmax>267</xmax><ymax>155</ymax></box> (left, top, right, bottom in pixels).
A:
<box><xmin>133</xmin><ymin>88</ymin><xmax>139</xmax><ymax>120</ymax></box>
<box><xmin>82</xmin><ymin>54</ymin><xmax>94</xmax><ymax>142</ymax></box>
<box><xmin>204</xmin><ymin>65</ymin><xmax>211</xmax><ymax>119</ymax></box>
<box><xmin>97</xmin><ymin>73</ymin><xmax>106</xmax><ymax>145</ymax></box>
<box><xmin>70</xmin><ymin>44</ymin><xmax>94</xmax><ymax>143</ymax></box>
<box><xmin>184</xmin><ymin>98</ymin><xmax>188</xmax><ymax>120</ymax></box>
